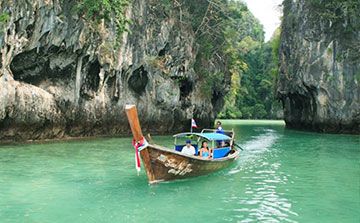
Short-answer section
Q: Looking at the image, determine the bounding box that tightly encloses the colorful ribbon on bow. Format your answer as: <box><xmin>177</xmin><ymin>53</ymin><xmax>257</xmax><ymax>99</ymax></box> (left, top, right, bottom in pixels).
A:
<box><xmin>132</xmin><ymin>137</ymin><xmax>148</xmax><ymax>175</ymax></box>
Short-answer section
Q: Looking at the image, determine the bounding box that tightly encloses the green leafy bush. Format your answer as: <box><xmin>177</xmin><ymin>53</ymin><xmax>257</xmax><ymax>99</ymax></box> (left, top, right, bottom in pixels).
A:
<box><xmin>74</xmin><ymin>0</ymin><xmax>132</xmax><ymax>42</ymax></box>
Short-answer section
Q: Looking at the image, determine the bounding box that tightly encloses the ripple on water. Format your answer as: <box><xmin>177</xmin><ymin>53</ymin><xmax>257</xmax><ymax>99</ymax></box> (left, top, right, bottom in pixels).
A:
<box><xmin>225</xmin><ymin>128</ymin><xmax>299</xmax><ymax>222</ymax></box>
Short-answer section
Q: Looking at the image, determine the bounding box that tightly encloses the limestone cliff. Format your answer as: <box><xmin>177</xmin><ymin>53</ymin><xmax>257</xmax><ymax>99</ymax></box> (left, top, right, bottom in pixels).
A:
<box><xmin>0</xmin><ymin>0</ymin><xmax>230</xmax><ymax>141</ymax></box>
<box><xmin>276</xmin><ymin>0</ymin><xmax>360</xmax><ymax>133</ymax></box>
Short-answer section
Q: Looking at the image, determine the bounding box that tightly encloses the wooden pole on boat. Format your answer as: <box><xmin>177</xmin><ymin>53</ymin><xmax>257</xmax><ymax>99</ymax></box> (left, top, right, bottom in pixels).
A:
<box><xmin>125</xmin><ymin>105</ymin><xmax>143</xmax><ymax>141</ymax></box>
<box><xmin>125</xmin><ymin>104</ymin><xmax>156</xmax><ymax>183</ymax></box>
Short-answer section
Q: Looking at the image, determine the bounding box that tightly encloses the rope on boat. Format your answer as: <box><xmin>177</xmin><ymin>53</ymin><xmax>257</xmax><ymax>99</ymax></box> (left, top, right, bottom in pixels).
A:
<box><xmin>132</xmin><ymin>137</ymin><xmax>148</xmax><ymax>175</ymax></box>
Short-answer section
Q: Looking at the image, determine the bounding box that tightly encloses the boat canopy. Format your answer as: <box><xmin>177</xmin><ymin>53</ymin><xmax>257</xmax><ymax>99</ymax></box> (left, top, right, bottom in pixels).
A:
<box><xmin>173</xmin><ymin>132</ymin><xmax>231</xmax><ymax>141</ymax></box>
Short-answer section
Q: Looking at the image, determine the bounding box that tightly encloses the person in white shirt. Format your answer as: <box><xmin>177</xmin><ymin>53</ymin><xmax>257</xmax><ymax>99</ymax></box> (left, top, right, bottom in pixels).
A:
<box><xmin>181</xmin><ymin>140</ymin><xmax>195</xmax><ymax>155</ymax></box>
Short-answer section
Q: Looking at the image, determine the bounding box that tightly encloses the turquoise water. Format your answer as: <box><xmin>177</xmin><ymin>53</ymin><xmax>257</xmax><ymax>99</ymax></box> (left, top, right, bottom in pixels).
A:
<box><xmin>0</xmin><ymin>120</ymin><xmax>359</xmax><ymax>222</ymax></box>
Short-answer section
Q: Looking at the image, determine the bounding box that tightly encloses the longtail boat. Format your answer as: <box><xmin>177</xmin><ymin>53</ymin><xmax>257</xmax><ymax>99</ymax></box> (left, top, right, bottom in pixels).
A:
<box><xmin>125</xmin><ymin>105</ymin><xmax>241</xmax><ymax>184</ymax></box>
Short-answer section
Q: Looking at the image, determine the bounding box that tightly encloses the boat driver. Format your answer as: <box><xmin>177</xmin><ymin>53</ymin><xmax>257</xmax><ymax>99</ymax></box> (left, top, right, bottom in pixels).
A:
<box><xmin>216</xmin><ymin>121</ymin><xmax>225</xmax><ymax>147</ymax></box>
<box><xmin>181</xmin><ymin>140</ymin><xmax>196</xmax><ymax>156</ymax></box>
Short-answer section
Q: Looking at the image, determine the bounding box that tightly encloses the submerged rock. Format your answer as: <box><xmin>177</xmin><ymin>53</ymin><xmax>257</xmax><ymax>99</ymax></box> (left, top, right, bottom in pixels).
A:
<box><xmin>276</xmin><ymin>0</ymin><xmax>360</xmax><ymax>134</ymax></box>
<box><xmin>0</xmin><ymin>0</ymin><xmax>230</xmax><ymax>141</ymax></box>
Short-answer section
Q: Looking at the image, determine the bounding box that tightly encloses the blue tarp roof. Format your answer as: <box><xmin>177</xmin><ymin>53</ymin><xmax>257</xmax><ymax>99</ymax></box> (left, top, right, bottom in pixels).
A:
<box><xmin>173</xmin><ymin>132</ymin><xmax>231</xmax><ymax>141</ymax></box>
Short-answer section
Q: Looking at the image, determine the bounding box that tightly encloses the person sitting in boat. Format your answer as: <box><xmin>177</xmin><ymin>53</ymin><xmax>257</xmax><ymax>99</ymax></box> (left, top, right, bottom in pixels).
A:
<box><xmin>181</xmin><ymin>140</ymin><xmax>196</xmax><ymax>156</ymax></box>
<box><xmin>216</xmin><ymin>121</ymin><xmax>225</xmax><ymax>147</ymax></box>
<box><xmin>199</xmin><ymin>141</ymin><xmax>211</xmax><ymax>159</ymax></box>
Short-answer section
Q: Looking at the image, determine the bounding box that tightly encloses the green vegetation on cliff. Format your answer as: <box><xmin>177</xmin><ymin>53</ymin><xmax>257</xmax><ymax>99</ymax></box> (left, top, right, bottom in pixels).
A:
<box><xmin>74</xmin><ymin>0</ymin><xmax>132</xmax><ymax>41</ymax></box>
<box><xmin>218</xmin><ymin>2</ymin><xmax>282</xmax><ymax>119</ymax></box>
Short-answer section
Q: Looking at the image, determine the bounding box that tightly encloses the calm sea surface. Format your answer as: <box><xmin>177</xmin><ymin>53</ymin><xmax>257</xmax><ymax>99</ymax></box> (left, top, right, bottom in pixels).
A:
<box><xmin>0</xmin><ymin>120</ymin><xmax>359</xmax><ymax>223</ymax></box>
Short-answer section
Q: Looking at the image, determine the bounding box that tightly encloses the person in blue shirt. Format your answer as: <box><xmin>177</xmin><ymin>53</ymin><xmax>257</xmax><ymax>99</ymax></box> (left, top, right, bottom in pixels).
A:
<box><xmin>216</xmin><ymin>121</ymin><xmax>224</xmax><ymax>134</ymax></box>
<box><xmin>216</xmin><ymin>121</ymin><xmax>224</xmax><ymax>147</ymax></box>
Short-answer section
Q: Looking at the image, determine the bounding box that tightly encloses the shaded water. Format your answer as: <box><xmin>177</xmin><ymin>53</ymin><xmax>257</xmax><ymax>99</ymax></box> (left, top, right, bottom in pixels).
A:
<box><xmin>0</xmin><ymin>120</ymin><xmax>359</xmax><ymax>222</ymax></box>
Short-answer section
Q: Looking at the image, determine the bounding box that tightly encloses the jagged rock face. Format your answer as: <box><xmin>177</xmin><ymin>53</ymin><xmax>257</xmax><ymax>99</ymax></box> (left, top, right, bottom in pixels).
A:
<box><xmin>0</xmin><ymin>0</ymin><xmax>230</xmax><ymax>141</ymax></box>
<box><xmin>276</xmin><ymin>0</ymin><xmax>360</xmax><ymax>134</ymax></box>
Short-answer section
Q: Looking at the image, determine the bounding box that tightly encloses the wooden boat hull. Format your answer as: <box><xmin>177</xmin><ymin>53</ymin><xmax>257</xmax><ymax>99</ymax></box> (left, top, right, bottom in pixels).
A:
<box><xmin>140</xmin><ymin>144</ymin><xmax>240</xmax><ymax>184</ymax></box>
